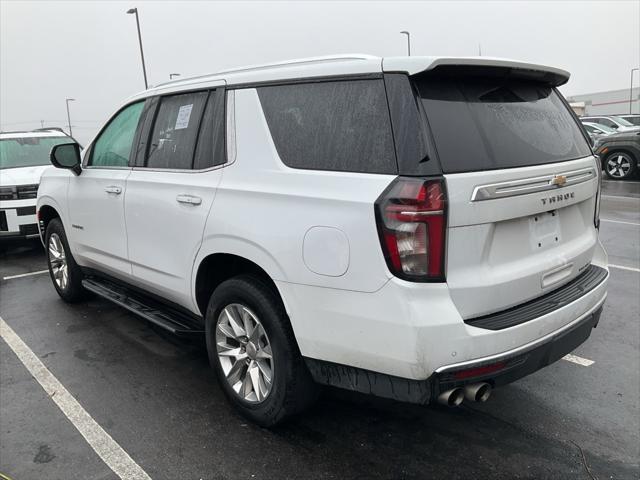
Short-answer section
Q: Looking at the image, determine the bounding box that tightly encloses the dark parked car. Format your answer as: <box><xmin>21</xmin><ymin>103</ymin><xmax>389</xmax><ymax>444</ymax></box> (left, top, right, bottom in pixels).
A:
<box><xmin>595</xmin><ymin>130</ymin><xmax>640</xmax><ymax>179</ymax></box>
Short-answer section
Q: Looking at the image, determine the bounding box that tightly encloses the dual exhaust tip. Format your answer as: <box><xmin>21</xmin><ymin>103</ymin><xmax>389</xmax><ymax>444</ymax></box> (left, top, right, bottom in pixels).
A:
<box><xmin>437</xmin><ymin>383</ymin><xmax>492</xmax><ymax>407</ymax></box>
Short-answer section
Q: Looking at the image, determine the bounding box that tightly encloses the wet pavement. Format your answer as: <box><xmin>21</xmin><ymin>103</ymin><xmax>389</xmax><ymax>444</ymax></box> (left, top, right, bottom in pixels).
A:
<box><xmin>1</xmin><ymin>180</ymin><xmax>638</xmax><ymax>480</ymax></box>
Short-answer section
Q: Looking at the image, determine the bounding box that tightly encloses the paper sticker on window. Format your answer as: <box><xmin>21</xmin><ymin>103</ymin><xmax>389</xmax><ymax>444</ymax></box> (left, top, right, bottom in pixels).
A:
<box><xmin>175</xmin><ymin>104</ymin><xmax>193</xmax><ymax>130</ymax></box>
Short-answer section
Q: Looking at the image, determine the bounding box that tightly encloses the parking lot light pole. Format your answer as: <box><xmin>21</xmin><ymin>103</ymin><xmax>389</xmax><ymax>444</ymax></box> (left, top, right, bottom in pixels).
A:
<box><xmin>127</xmin><ymin>7</ymin><xmax>148</xmax><ymax>89</ymax></box>
<box><xmin>169</xmin><ymin>73</ymin><xmax>181</xmax><ymax>80</ymax></box>
<box><xmin>631</xmin><ymin>68</ymin><xmax>639</xmax><ymax>114</ymax></box>
<box><xmin>400</xmin><ymin>31</ymin><xmax>411</xmax><ymax>56</ymax></box>
<box><xmin>65</xmin><ymin>98</ymin><xmax>75</xmax><ymax>137</ymax></box>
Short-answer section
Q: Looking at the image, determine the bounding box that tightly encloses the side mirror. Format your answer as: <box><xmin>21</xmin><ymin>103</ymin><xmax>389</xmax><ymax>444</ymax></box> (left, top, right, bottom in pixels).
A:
<box><xmin>50</xmin><ymin>143</ymin><xmax>82</xmax><ymax>175</ymax></box>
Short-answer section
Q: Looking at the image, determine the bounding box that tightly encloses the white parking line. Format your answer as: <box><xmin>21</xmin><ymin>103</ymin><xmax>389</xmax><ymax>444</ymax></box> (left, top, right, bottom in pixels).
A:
<box><xmin>562</xmin><ymin>354</ymin><xmax>595</xmax><ymax>367</ymax></box>
<box><xmin>609</xmin><ymin>264</ymin><xmax>640</xmax><ymax>273</ymax></box>
<box><xmin>600</xmin><ymin>218</ymin><xmax>640</xmax><ymax>226</ymax></box>
<box><xmin>2</xmin><ymin>269</ymin><xmax>49</xmax><ymax>281</ymax></box>
<box><xmin>0</xmin><ymin>316</ymin><xmax>151</xmax><ymax>480</ymax></box>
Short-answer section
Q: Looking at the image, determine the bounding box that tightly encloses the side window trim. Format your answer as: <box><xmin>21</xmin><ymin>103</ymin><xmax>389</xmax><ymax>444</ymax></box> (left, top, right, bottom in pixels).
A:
<box><xmin>85</xmin><ymin>100</ymin><xmax>145</xmax><ymax>169</ymax></box>
<box><xmin>226</xmin><ymin>89</ymin><xmax>236</xmax><ymax>165</ymax></box>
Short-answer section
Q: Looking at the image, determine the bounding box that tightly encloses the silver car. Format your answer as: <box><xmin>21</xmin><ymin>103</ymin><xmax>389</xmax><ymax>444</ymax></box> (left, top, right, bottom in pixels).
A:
<box><xmin>581</xmin><ymin>115</ymin><xmax>640</xmax><ymax>132</ymax></box>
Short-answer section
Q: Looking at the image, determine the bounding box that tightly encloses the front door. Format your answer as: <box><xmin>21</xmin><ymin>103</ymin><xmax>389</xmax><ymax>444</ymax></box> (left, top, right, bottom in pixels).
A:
<box><xmin>67</xmin><ymin>101</ymin><xmax>145</xmax><ymax>278</ymax></box>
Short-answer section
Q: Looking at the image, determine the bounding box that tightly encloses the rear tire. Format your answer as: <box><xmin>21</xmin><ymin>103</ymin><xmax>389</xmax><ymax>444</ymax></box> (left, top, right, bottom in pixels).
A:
<box><xmin>205</xmin><ymin>275</ymin><xmax>318</xmax><ymax>427</ymax></box>
<box><xmin>603</xmin><ymin>151</ymin><xmax>636</xmax><ymax>180</ymax></box>
<box><xmin>45</xmin><ymin>218</ymin><xmax>86</xmax><ymax>303</ymax></box>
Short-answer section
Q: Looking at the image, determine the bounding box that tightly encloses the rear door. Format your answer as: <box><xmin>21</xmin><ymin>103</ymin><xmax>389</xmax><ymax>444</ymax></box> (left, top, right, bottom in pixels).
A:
<box><xmin>411</xmin><ymin>71</ymin><xmax>598</xmax><ymax>318</ymax></box>
<box><xmin>124</xmin><ymin>86</ymin><xmax>226</xmax><ymax>308</ymax></box>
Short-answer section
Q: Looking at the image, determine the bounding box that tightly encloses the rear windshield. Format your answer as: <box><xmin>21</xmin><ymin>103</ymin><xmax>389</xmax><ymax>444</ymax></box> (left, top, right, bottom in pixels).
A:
<box><xmin>0</xmin><ymin>136</ymin><xmax>71</xmax><ymax>170</ymax></box>
<box><xmin>413</xmin><ymin>76</ymin><xmax>591</xmax><ymax>173</ymax></box>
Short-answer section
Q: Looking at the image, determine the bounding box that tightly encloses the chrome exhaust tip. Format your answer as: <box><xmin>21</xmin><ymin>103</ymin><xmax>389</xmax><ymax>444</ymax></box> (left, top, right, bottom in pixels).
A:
<box><xmin>437</xmin><ymin>388</ymin><xmax>465</xmax><ymax>407</ymax></box>
<box><xmin>464</xmin><ymin>383</ymin><xmax>492</xmax><ymax>403</ymax></box>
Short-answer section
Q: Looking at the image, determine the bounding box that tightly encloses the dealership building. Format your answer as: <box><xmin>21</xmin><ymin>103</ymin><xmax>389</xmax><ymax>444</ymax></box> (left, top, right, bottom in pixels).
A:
<box><xmin>566</xmin><ymin>87</ymin><xmax>639</xmax><ymax>116</ymax></box>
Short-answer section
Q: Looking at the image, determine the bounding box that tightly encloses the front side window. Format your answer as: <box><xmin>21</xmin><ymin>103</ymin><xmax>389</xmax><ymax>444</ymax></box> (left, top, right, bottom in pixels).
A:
<box><xmin>0</xmin><ymin>136</ymin><xmax>71</xmax><ymax>169</ymax></box>
<box><xmin>146</xmin><ymin>91</ymin><xmax>208</xmax><ymax>169</ymax></box>
<box><xmin>90</xmin><ymin>101</ymin><xmax>144</xmax><ymax>167</ymax></box>
<box><xmin>257</xmin><ymin>79</ymin><xmax>397</xmax><ymax>174</ymax></box>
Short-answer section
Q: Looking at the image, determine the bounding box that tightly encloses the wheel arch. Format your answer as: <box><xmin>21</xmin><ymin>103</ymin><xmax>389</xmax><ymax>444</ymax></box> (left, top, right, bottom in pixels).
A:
<box><xmin>37</xmin><ymin>202</ymin><xmax>62</xmax><ymax>245</ymax></box>
<box><xmin>193</xmin><ymin>251</ymin><xmax>290</xmax><ymax>319</ymax></box>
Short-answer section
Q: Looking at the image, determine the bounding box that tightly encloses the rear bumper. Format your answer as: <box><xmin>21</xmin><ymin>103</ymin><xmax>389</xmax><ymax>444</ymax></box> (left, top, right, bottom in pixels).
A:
<box><xmin>432</xmin><ymin>301</ymin><xmax>603</xmax><ymax>398</ymax></box>
<box><xmin>304</xmin><ymin>302</ymin><xmax>603</xmax><ymax>404</ymax></box>
<box><xmin>281</xmin><ymin>240</ymin><xmax>608</xmax><ymax>384</ymax></box>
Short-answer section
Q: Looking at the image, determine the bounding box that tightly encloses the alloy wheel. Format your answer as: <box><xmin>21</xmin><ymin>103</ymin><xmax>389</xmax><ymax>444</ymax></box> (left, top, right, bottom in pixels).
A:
<box><xmin>216</xmin><ymin>303</ymin><xmax>274</xmax><ymax>403</ymax></box>
<box><xmin>48</xmin><ymin>233</ymin><xmax>68</xmax><ymax>290</ymax></box>
<box><xmin>606</xmin><ymin>153</ymin><xmax>632</xmax><ymax>178</ymax></box>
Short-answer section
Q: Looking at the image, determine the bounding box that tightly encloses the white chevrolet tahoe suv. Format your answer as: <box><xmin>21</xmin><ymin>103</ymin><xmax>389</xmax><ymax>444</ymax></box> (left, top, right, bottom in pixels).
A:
<box><xmin>1</xmin><ymin>129</ymin><xmax>73</xmax><ymax>240</ymax></box>
<box><xmin>37</xmin><ymin>55</ymin><xmax>609</xmax><ymax>426</ymax></box>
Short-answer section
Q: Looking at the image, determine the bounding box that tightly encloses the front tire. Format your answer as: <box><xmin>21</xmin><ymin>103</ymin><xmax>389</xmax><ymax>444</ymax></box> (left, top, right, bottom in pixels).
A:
<box><xmin>604</xmin><ymin>151</ymin><xmax>637</xmax><ymax>179</ymax></box>
<box><xmin>45</xmin><ymin>218</ymin><xmax>86</xmax><ymax>302</ymax></box>
<box><xmin>205</xmin><ymin>275</ymin><xmax>318</xmax><ymax>426</ymax></box>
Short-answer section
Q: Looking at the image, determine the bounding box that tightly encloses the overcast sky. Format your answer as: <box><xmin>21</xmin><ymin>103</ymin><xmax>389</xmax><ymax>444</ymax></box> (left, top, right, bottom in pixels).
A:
<box><xmin>1</xmin><ymin>0</ymin><xmax>639</xmax><ymax>144</ymax></box>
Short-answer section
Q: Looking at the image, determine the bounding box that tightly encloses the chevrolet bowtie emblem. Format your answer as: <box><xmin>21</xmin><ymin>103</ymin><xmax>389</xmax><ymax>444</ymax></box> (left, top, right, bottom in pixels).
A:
<box><xmin>551</xmin><ymin>175</ymin><xmax>567</xmax><ymax>186</ymax></box>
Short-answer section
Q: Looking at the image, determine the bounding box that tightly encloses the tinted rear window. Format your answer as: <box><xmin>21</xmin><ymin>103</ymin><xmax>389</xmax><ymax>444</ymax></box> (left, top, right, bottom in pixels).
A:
<box><xmin>414</xmin><ymin>76</ymin><xmax>591</xmax><ymax>173</ymax></box>
<box><xmin>257</xmin><ymin>79</ymin><xmax>397</xmax><ymax>174</ymax></box>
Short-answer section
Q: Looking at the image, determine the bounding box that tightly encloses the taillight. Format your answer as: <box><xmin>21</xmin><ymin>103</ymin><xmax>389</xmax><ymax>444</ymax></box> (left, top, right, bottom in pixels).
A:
<box><xmin>375</xmin><ymin>177</ymin><xmax>447</xmax><ymax>281</ymax></box>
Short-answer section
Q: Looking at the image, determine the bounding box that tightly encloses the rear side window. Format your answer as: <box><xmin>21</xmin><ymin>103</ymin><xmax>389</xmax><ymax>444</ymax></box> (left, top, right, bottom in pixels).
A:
<box><xmin>147</xmin><ymin>91</ymin><xmax>208</xmax><ymax>169</ymax></box>
<box><xmin>414</xmin><ymin>76</ymin><xmax>591</xmax><ymax>173</ymax></box>
<box><xmin>257</xmin><ymin>79</ymin><xmax>397</xmax><ymax>174</ymax></box>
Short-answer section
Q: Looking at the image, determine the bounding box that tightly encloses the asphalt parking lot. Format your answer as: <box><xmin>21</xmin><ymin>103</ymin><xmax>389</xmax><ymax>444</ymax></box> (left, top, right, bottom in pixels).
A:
<box><xmin>0</xmin><ymin>180</ymin><xmax>638</xmax><ymax>480</ymax></box>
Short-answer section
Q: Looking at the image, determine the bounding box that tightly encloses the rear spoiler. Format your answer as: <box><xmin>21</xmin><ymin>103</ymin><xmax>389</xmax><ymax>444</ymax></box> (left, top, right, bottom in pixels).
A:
<box><xmin>382</xmin><ymin>56</ymin><xmax>570</xmax><ymax>87</ymax></box>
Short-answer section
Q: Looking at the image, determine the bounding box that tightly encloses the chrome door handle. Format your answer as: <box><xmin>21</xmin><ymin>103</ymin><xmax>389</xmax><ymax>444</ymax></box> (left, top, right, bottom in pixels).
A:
<box><xmin>105</xmin><ymin>185</ymin><xmax>122</xmax><ymax>194</ymax></box>
<box><xmin>176</xmin><ymin>194</ymin><xmax>202</xmax><ymax>206</ymax></box>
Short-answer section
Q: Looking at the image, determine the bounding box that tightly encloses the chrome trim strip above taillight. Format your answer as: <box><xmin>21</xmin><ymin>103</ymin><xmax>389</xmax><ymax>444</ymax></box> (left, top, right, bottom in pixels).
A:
<box><xmin>470</xmin><ymin>165</ymin><xmax>597</xmax><ymax>202</ymax></box>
